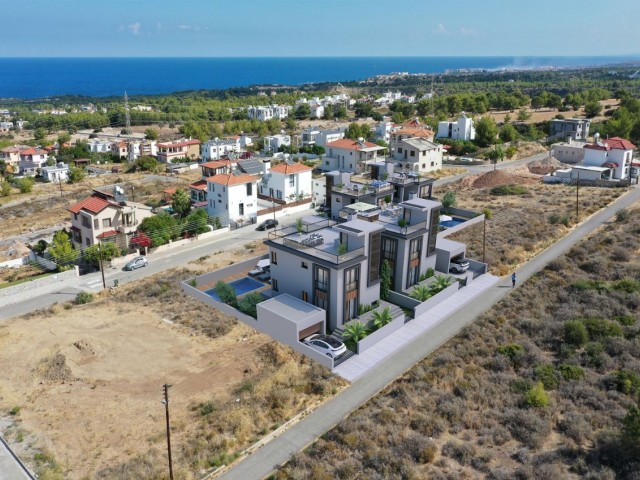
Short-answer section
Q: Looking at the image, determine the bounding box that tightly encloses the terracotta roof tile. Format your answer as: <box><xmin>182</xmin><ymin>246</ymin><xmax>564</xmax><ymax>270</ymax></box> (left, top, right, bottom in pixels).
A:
<box><xmin>326</xmin><ymin>139</ymin><xmax>382</xmax><ymax>150</ymax></box>
<box><xmin>206</xmin><ymin>173</ymin><xmax>256</xmax><ymax>186</ymax></box>
<box><xmin>269</xmin><ymin>162</ymin><xmax>313</xmax><ymax>174</ymax></box>
<box><xmin>189</xmin><ymin>180</ymin><xmax>207</xmax><ymax>191</ymax></box>
<box><xmin>67</xmin><ymin>195</ymin><xmax>113</xmax><ymax>214</ymax></box>
<box><xmin>201</xmin><ymin>160</ymin><xmax>232</xmax><ymax>169</ymax></box>
<box><xmin>584</xmin><ymin>137</ymin><xmax>636</xmax><ymax>151</ymax></box>
<box><xmin>96</xmin><ymin>230</ymin><xmax>118</xmax><ymax>239</ymax></box>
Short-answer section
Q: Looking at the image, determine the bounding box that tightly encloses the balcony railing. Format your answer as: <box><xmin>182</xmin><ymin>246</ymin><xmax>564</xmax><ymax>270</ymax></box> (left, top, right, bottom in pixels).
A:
<box><xmin>269</xmin><ymin>236</ymin><xmax>364</xmax><ymax>264</ymax></box>
<box><xmin>332</xmin><ymin>182</ymin><xmax>394</xmax><ymax>197</ymax></box>
<box><xmin>378</xmin><ymin>212</ymin><xmax>427</xmax><ymax>235</ymax></box>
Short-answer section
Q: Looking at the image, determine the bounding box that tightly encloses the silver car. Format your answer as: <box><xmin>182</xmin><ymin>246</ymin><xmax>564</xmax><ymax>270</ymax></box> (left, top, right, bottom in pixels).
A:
<box><xmin>124</xmin><ymin>256</ymin><xmax>148</xmax><ymax>271</ymax></box>
<box><xmin>303</xmin><ymin>334</ymin><xmax>347</xmax><ymax>358</ymax></box>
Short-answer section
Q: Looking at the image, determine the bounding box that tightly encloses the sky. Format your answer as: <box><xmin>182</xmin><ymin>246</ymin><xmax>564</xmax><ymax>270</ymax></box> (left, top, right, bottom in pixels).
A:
<box><xmin>2</xmin><ymin>0</ymin><xmax>640</xmax><ymax>57</ymax></box>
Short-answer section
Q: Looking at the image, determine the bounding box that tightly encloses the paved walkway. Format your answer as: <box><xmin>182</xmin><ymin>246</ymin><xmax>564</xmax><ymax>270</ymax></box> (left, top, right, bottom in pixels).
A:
<box><xmin>0</xmin><ymin>436</ymin><xmax>32</xmax><ymax>480</ymax></box>
<box><xmin>335</xmin><ymin>274</ymin><xmax>499</xmax><ymax>381</ymax></box>
<box><xmin>218</xmin><ymin>186</ymin><xmax>640</xmax><ymax>480</ymax></box>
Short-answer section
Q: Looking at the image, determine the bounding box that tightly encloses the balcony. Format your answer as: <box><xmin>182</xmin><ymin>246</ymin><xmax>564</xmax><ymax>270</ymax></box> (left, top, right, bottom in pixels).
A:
<box><xmin>378</xmin><ymin>209</ymin><xmax>427</xmax><ymax>235</ymax></box>
<box><xmin>332</xmin><ymin>180</ymin><xmax>394</xmax><ymax>197</ymax></box>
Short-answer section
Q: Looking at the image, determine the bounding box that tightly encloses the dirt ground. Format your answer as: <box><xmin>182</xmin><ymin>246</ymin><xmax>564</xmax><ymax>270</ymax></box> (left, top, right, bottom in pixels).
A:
<box><xmin>486</xmin><ymin>99</ymin><xmax>618</xmax><ymax>125</ymax></box>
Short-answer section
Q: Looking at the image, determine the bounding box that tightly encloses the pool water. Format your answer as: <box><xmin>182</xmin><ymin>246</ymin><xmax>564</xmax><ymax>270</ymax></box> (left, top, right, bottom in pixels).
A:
<box><xmin>440</xmin><ymin>217</ymin><xmax>466</xmax><ymax>228</ymax></box>
<box><xmin>205</xmin><ymin>276</ymin><xmax>264</xmax><ymax>301</ymax></box>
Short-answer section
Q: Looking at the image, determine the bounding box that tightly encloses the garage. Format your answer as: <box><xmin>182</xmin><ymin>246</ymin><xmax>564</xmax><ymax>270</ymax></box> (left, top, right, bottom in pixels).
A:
<box><xmin>299</xmin><ymin>323</ymin><xmax>322</xmax><ymax>341</ymax></box>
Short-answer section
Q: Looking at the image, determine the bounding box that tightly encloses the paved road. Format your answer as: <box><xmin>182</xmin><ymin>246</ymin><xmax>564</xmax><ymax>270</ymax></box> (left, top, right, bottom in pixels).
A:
<box><xmin>218</xmin><ymin>186</ymin><xmax>640</xmax><ymax>480</ymax></box>
<box><xmin>0</xmin><ymin>437</ymin><xmax>32</xmax><ymax>480</ymax></box>
<box><xmin>0</xmin><ymin>208</ymin><xmax>312</xmax><ymax>321</ymax></box>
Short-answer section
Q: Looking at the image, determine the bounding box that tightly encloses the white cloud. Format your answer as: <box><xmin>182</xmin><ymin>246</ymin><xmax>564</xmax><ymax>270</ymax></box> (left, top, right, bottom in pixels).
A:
<box><xmin>433</xmin><ymin>23</ymin><xmax>447</xmax><ymax>35</ymax></box>
<box><xmin>128</xmin><ymin>22</ymin><xmax>141</xmax><ymax>35</ymax></box>
<box><xmin>178</xmin><ymin>25</ymin><xmax>192</xmax><ymax>30</ymax></box>
<box><xmin>459</xmin><ymin>27</ymin><xmax>476</xmax><ymax>36</ymax></box>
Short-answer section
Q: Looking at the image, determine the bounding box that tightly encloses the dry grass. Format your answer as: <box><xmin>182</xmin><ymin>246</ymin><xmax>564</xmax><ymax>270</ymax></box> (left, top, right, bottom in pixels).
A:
<box><xmin>274</xmin><ymin>208</ymin><xmax>640</xmax><ymax>480</ymax></box>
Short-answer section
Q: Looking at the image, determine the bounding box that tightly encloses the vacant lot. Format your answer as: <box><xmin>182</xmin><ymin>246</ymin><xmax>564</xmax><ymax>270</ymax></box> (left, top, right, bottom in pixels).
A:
<box><xmin>437</xmin><ymin>167</ymin><xmax>625</xmax><ymax>275</ymax></box>
<box><xmin>274</xmin><ymin>208</ymin><xmax>640</xmax><ymax>479</ymax></box>
<box><xmin>0</xmin><ymin>242</ymin><xmax>345</xmax><ymax>479</ymax></box>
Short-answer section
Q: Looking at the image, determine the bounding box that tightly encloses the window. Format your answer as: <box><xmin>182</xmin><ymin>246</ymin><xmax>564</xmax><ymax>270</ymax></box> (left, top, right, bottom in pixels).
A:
<box><xmin>272</xmin><ymin>279</ymin><xmax>278</xmax><ymax>291</ymax></box>
<box><xmin>398</xmin><ymin>148</ymin><xmax>403</xmax><ymax>154</ymax></box>
<box><xmin>381</xmin><ymin>236</ymin><xmax>397</xmax><ymax>288</ymax></box>
<box><xmin>431</xmin><ymin>161</ymin><xmax>435</xmax><ymax>167</ymax></box>
<box><xmin>85</xmin><ymin>237</ymin><xmax>91</xmax><ymax>246</ymax></box>
<box><xmin>301</xmin><ymin>261</ymin><xmax>308</xmax><ymax>269</ymax></box>
<box><xmin>422</xmin><ymin>164</ymin><xmax>426</xmax><ymax>169</ymax></box>
<box><xmin>276</xmin><ymin>190</ymin><xmax>283</xmax><ymax>199</ymax></box>
<box><xmin>314</xmin><ymin>265</ymin><xmax>329</xmax><ymax>292</ymax></box>
<box><xmin>239</xmin><ymin>203</ymin><xmax>244</xmax><ymax>216</ymax></box>
<box><xmin>345</xmin><ymin>266</ymin><xmax>359</xmax><ymax>293</ymax></box>
<box><xmin>289</xmin><ymin>174</ymin><xmax>295</xmax><ymax>187</ymax></box>
<box><xmin>271</xmin><ymin>251</ymin><xmax>277</xmax><ymax>265</ymax></box>
<box><xmin>410</xmin><ymin>151</ymin><xmax>415</xmax><ymax>157</ymax></box>
<box><xmin>102</xmin><ymin>218</ymin><xmax>112</xmax><ymax>228</ymax></box>
<box><xmin>81</xmin><ymin>215</ymin><xmax>91</xmax><ymax>228</ymax></box>
<box><xmin>302</xmin><ymin>291</ymin><xmax>308</xmax><ymax>302</ymax></box>
<box><xmin>211</xmin><ymin>183</ymin><xmax>215</xmax><ymax>192</ymax></box>
<box><xmin>368</xmin><ymin>232</ymin><xmax>381</xmax><ymax>286</ymax></box>
<box><xmin>407</xmin><ymin>237</ymin><xmax>422</xmax><ymax>288</ymax></box>
<box><xmin>74</xmin><ymin>213</ymin><xmax>78</xmax><ymax>221</ymax></box>
<box><xmin>246</xmin><ymin>182</ymin><xmax>252</xmax><ymax>196</ymax></box>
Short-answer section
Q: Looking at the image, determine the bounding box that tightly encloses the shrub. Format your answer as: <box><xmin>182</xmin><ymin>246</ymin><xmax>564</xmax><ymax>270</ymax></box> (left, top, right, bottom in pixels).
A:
<box><xmin>490</xmin><ymin>184</ymin><xmax>528</xmax><ymax>196</ymax></box>
<box><xmin>343</xmin><ymin>321</ymin><xmax>369</xmax><ymax>343</ymax></box>
<box><xmin>612</xmin><ymin>278</ymin><xmax>640</xmax><ymax>294</ymax></box>
<box><xmin>548</xmin><ymin>213</ymin><xmax>561</xmax><ymax>225</ymax></box>
<box><xmin>534</xmin><ymin>365</ymin><xmax>559</xmax><ymax>390</ymax></box>
<box><xmin>371</xmin><ymin>307</ymin><xmax>393</xmax><ymax>330</ymax></box>
<box><xmin>558</xmin><ymin>364</ymin><xmax>584</xmax><ymax>381</ymax></box>
<box><xmin>614</xmin><ymin>315</ymin><xmax>635</xmax><ymax>326</ymax></box>
<box><xmin>15</xmin><ymin>177</ymin><xmax>35</xmax><ymax>193</ymax></box>
<box><xmin>442</xmin><ymin>190</ymin><xmax>457</xmax><ymax>208</ymax></box>
<box><xmin>616</xmin><ymin>208</ymin><xmax>631</xmax><ymax>223</ymax></box>
<box><xmin>214</xmin><ymin>281</ymin><xmax>237</xmax><ymax>307</ymax></box>
<box><xmin>0</xmin><ymin>181</ymin><xmax>11</xmax><ymax>197</ymax></box>
<box><xmin>564</xmin><ymin>320</ymin><xmax>589</xmax><ymax>347</ymax></box>
<box><xmin>614</xmin><ymin>370</ymin><xmax>640</xmax><ymax>396</ymax></box>
<box><xmin>74</xmin><ymin>291</ymin><xmax>94</xmax><ymax>305</ymax></box>
<box><xmin>580</xmin><ymin>317</ymin><xmax>624</xmax><ymax>340</ymax></box>
<box><xmin>525</xmin><ymin>382</ymin><xmax>550</xmax><ymax>408</ymax></box>
<box><xmin>238</xmin><ymin>292</ymin><xmax>263</xmax><ymax>318</ymax></box>
<box><xmin>497</xmin><ymin>343</ymin><xmax>524</xmax><ymax>360</ymax></box>
<box><xmin>483</xmin><ymin>207</ymin><xmax>493</xmax><ymax>219</ymax></box>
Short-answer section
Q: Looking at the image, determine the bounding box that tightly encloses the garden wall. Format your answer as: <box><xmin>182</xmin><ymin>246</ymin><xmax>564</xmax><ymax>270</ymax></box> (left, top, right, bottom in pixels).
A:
<box><xmin>413</xmin><ymin>281</ymin><xmax>460</xmax><ymax>317</ymax></box>
<box><xmin>149</xmin><ymin>227</ymin><xmax>229</xmax><ymax>254</ymax></box>
<box><xmin>0</xmin><ymin>266</ymin><xmax>79</xmax><ymax>307</ymax></box>
<box><xmin>356</xmin><ymin>313</ymin><xmax>405</xmax><ymax>354</ymax></box>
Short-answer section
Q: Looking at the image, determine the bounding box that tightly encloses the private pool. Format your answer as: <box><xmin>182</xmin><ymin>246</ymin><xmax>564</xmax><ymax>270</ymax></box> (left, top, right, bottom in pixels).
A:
<box><xmin>204</xmin><ymin>276</ymin><xmax>265</xmax><ymax>301</ymax></box>
<box><xmin>440</xmin><ymin>217</ymin><xmax>466</xmax><ymax>229</ymax></box>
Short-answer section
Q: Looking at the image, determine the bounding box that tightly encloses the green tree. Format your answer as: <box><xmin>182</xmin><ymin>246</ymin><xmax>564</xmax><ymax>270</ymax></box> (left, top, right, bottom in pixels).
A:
<box><xmin>487</xmin><ymin>145</ymin><xmax>505</xmax><ymax>170</ymax></box>
<box><xmin>334</xmin><ymin>105</ymin><xmax>348</xmax><ymax>119</ymax></box>
<box><xmin>34</xmin><ymin>127</ymin><xmax>48</xmax><ymax>143</ymax></box>
<box><xmin>526</xmin><ymin>382</ymin><xmax>550</xmax><ymax>408</ymax></box>
<box><xmin>499</xmin><ymin>123</ymin><xmax>518</xmax><ymax>143</ymax></box>
<box><xmin>503</xmin><ymin>113</ymin><xmax>512</xmax><ymax>124</ymax></box>
<box><xmin>16</xmin><ymin>177</ymin><xmax>35</xmax><ymax>193</ymax></box>
<box><xmin>171</xmin><ymin>188</ymin><xmax>192</xmax><ymax>218</ymax></box>
<box><xmin>128</xmin><ymin>156</ymin><xmax>159</xmax><ymax>173</ymax></box>
<box><xmin>505</xmin><ymin>145</ymin><xmax>518</xmax><ymax>159</ymax></box>
<box><xmin>622</xmin><ymin>403</ymin><xmax>640</xmax><ymax>451</ymax></box>
<box><xmin>294</xmin><ymin>103</ymin><xmax>311</xmax><ymax>120</ymax></box>
<box><xmin>584</xmin><ymin>101</ymin><xmax>603</xmax><ymax>118</ymax></box>
<box><xmin>380</xmin><ymin>260</ymin><xmax>392</xmax><ymax>300</ymax></box>
<box><xmin>343</xmin><ymin>321</ymin><xmax>369</xmax><ymax>343</ymax></box>
<box><xmin>139</xmin><ymin>212</ymin><xmax>179</xmax><ymax>247</ymax></box>
<box><xmin>48</xmin><ymin>230</ymin><xmax>77</xmax><ymax>267</ymax></box>
<box><xmin>564</xmin><ymin>320</ymin><xmax>589</xmax><ymax>347</ymax></box>
<box><xmin>0</xmin><ymin>181</ymin><xmax>11</xmax><ymax>197</ymax></box>
<box><xmin>354</xmin><ymin>102</ymin><xmax>375</xmax><ymax>119</ymax></box>
<box><xmin>57</xmin><ymin>133</ymin><xmax>71</xmax><ymax>146</ymax></box>
<box><xmin>67</xmin><ymin>166</ymin><xmax>86</xmax><ymax>184</ymax></box>
<box><xmin>82</xmin><ymin>242</ymin><xmax>121</xmax><ymax>267</ymax></box>
<box><xmin>345</xmin><ymin>123</ymin><xmax>373</xmax><ymax>141</ymax></box>
<box><xmin>517</xmin><ymin>108</ymin><xmax>532</xmax><ymax>122</ymax></box>
<box><xmin>184</xmin><ymin>208</ymin><xmax>209</xmax><ymax>235</ymax></box>
<box><xmin>442</xmin><ymin>190</ymin><xmax>457</xmax><ymax>208</ymax></box>
<box><xmin>144</xmin><ymin>128</ymin><xmax>159</xmax><ymax>140</ymax></box>
<box><xmin>372</xmin><ymin>307</ymin><xmax>393</xmax><ymax>330</ymax></box>
<box><xmin>238</xmin><ymin>292</ymin><xmax>263</xmax><ymax>318</ymax></box>
<box><xmin>474</xmin><ymin>116</ymin><xmax>499</xmax><ymax>147</ymax></box>
<box><xmin>214</xmin><ymin>281</ymin><xmax>237</xmax><ymax>307</ymax></box>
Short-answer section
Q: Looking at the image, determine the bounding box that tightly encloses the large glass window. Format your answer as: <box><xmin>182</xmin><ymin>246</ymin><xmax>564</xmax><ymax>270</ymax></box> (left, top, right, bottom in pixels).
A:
<box><xmin>381</xmin><ymin>236</ymin><xmax>397</xmax><ymax>287</ymax></box>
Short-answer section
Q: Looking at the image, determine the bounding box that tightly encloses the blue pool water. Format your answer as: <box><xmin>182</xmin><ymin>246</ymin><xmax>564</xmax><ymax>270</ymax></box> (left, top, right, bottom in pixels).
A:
<box><xmin>205</xmin><ymin>276</ymin><xmax>264</xmax><ymax>301</ymax></box>
<box><xmin>440</xmin><ymin>218</ymin><xmax>466</xmax><ymax>229</ymax></box>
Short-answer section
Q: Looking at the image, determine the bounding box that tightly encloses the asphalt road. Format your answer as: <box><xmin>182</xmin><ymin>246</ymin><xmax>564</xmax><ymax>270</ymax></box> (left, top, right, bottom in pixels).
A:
<box><xmin>217</xmin><ymin>185</ymin><xmax>640</xmax><ymax>480</ymax></box>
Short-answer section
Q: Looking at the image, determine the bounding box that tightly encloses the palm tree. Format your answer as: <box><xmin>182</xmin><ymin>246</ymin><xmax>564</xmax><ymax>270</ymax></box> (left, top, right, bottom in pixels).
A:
<box><xmin>411</xmin><ymin>285</ymin><xmax>432</xmax><ymax>302</ymax></box>
<box><xmin>372</xmin><ymin>307</ymin><xmax>393</xmax><ymax>330</ymax></box>
<box><xmin>429</xmin><ymin>275</ymin><xmax>454</xmax><ymax>295</ymax></box>
<box><xmin>343</xmin><ymin>321</ymin><xmax>369</xmax><ymax>343</ymax></box>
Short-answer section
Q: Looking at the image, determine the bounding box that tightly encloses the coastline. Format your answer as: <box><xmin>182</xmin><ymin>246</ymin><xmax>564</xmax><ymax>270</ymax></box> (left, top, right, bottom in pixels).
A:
<box><xmin>1</xmin><ymin>55</ymin><xmax>640</xmax><ymax>100</ymax></box>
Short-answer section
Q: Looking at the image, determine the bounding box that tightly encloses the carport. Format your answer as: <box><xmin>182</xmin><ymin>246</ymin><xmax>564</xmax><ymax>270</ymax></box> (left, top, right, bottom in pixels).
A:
<box><xmin>435</xmin><ymin>238</ymin><xmax>466</xmax><ymax>273</ymax></box>
<box><xmin>256</xmin><ymin>294</ymin><xmax>326</xmax><ymax>346</ymax></box>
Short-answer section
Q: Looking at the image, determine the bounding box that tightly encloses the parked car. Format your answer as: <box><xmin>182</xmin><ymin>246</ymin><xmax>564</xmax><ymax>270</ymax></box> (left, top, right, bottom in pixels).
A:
<box><xmin>124</xmin><ymin>256</ymin><xmax>148</xmax><ymax>271</ymax></box>
<box><xmin>449</xmin><ymin>257</ymin><xmax>470</xmax><ymax>274</ymax></box>
<box><xmin>256</xmin><ymin>219</ymin><xmax>278</xmax><ymax>231</ymax></box>
<box><xmin>303</xmin><ymin>334</ymin><xmax>347</xmax><ymax>358</ymax></box>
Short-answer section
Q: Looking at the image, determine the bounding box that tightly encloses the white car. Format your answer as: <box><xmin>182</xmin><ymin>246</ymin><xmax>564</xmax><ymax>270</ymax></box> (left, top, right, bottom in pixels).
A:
<box><xmin>303</xmin><ymin>334</ymin><xmax>347</xmax><ymax>358</ymax></box>
<box><xmin>449</xmin><ymin>257</ymin><xmax>470</xmax><ymax>274</ymax></box>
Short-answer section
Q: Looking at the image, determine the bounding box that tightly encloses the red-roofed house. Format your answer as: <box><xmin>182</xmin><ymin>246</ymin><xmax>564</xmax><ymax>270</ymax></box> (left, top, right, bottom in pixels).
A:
<box><xmin>157</xmin><ymin>139</ymin><xmax>201</xmax><ymax>163</ymax></box>
<box><xmin>258</xmin><ymin>160</ymin><xmax>313</xmax><ymax>203</ymax></box>
<box><xmin>323</xmin><ymin>139</ymin><xmax>385</xmax><ymax>173</ymax></box>
<box><xmin>19</xmin><ymin>147</ymin><xmax>49</xmax><ymax>176</ymax></box>
<box><xmin>67</xmin><ymin>187</ymin><xmax>154</xmax><ymax>250</ymax></box>
<box><xmin>205</xmin><ymin>173</ymin><xmax>258</xmax><ymax>226</ymax></box>
<box><xmin>583</xmin><ymin>136</ymin><xmax>636</xmax><ymax>180</ymax></box>
<box><xmin>0</xmin><ymin>146</ymin><xmax>24</xmax><ymax>173</ymax></box>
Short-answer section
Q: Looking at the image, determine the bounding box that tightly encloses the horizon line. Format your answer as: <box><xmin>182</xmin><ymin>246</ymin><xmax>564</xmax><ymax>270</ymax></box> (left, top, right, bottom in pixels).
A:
<box><xmin>2</xmin><ymin>54</ymin><xmax>640</xmax><ymax>59</ymax></box>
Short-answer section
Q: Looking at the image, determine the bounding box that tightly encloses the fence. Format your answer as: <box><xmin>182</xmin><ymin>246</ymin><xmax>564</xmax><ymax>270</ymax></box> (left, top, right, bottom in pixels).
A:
<box><xmin>356</xmin><ymin>313</ymin><xmax>405</xmax><ymax>354</ymax></box>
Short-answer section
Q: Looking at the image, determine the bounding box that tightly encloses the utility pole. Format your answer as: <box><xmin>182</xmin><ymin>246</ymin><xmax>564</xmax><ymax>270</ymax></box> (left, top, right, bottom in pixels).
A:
<box><xmin>98</xmin><ymin>241</ymin><xmax>106</xmax><ymax>289</ymax></box>
<box><xmin>58</xmin><ymin>177</ymin><xmax>63</xmax><ymax>198</ymax></box>
<box><xmin>575</xmin><ymin>170</ymin><xmax>580</xmax><ymax>221</ymax></box>
<box><xmin>162</xmin><ymin>384</ymin><xmax>174</xmax><ymax>480</ymax></box>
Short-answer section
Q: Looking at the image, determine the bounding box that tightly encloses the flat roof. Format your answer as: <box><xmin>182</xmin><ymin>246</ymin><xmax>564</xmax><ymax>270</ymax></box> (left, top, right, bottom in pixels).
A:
<box><xmin>401</xmin><ymin>197</ymin><xmax>442</xmax><ymax>211</ymax></box>
<box><xmin>436</xmin><ymin>237</ymin><xmax>466</xmax><ymax>254</ymax></box>
<box><xmin>334</xmin><ymin>218</ymin><xmax>384</xmax><ymax>235</ymax></box>
<box><xmin>344</xmin><ymin>202</ymin><xmax>379</xmax><ymax>213</ymax></box>
<box><xmin>574</xmin><ymin>166</ymin><xmax>610</xmax><ymax>172</ymax></box>
<box><xmin>259</xmin><ymin>293</ymin><xmax>324</xmax><ymax>322</ymax></box>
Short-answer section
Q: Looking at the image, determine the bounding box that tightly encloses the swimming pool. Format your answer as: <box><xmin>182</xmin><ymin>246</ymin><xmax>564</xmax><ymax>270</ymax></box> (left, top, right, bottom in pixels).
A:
<box><xmin>440</xmin><ymin>217</ymin><xmax>466</xmax><ymax>228</ymax></box>
<box><xmin>205</xmin><ymin>276</ymin><xmax>265</xmax><ymax>301</ymax></box>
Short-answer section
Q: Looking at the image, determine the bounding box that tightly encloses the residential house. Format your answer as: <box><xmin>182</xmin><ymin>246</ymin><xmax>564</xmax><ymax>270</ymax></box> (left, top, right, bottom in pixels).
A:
<box><xmin>41</xmin><ymin>163</ymin><xmax>70</xmax><ymax>183</ymax></box>
<box><xmin>437</xmin><ymin>113</ymin><xmax>476</xmax><ymax>141</ymax></box>
<box><xmin>265</xmin><ymin>196</ymin><xmax>442</xmax><ymax>330</ymax></box>
<box><xmin>189</xmin><ymin>160</ymin><xmax>234</xmax><ymax>204</ymax></box>
<box><xmin>374</xmin><ymin>121</ymin><xmax>398</xmax><ymax>143</ymax></box>
<box><xmin>259</xmin><ymin>160</ymin><xmax>313</xmax><ymax>203</ymax></box>
<box><xmin>368</xmin><ymin>161</ymin><xmax>435</xmax><ymax>204</ymax></box>
<box><xmin>88</xmin><ymin>139</ymin><xmax>113</xmax><ymax>154</ymax></box>
<box><xmin>67</xmin><ymin>186</ymin><xmax>154</xmax><ymax>250</ymax></box>
<box><xmin>263</xmin><ymin>134</ymin><xmax>291</xmax><ymax>153</ymax></box>
<box><xmin>127</xmin><ymin>140</ymin><xmax>157</xmax><ymax>161</ymax></box>
<box><xmin>0</xmin><ymin>146</ymin><xmax>24</xmax><ymax>173</ymax></box>
<box><xmin>202</xmin><ymin>138</ymin><xmax>240</xmax><ymax>161</ymax></box>
<box><xmin>247</xmin><ymin>105</ymin><xmax>290</xmax><ymax>121</ymax></box>
<box><xmin>19</xmin><ymin>147</ymin><xmax>49</xmax><ymax>176</ymax></box>
<box><xmin>300</xmin><ymin>127</ymin><xmax>345</xmax><ymax>147</ymax></box>
<box><xmin>583</xmin><ymin>136</ymin><xmax>635</xmax><ymax>180</ymax></box>
<box><xmin>550</xmin><ymin>138</ymin><xmax>587</xmax><ymax>164</ymax></box>
<box><xmin>157</xmin><ymin>139</ymin><xmax>201</xmax><ymax>163</ymax></box>
<box><xmin>312</xmin><ymin>176</ymin><xmax>327</xmax><ymax>207</ymax></box>
<box><xmin>205</xmin><ymin>173</ymin><xmax>258</xmax><ymax>226</ymax></box>
<box><xmin>392</xmin><ymin>138</ymin><xmax>443</xmax><ymax>174</ymax></box>
<box><xmin>550</xmin><ymin>118</ymin><xmax>591</xmax><ymax>141</ymax></box>
<box><xmin>390</xmin><ymin>119</ymin><xmax>435</xmax><ymax>144</ymax></box>
<box><xmin>0</xmin><ymin>121</ymin><xmax>13</xmax><ymax>132</ymax></box>
<box><xmin>322</xmin><ymin>139</ymin><xmax>385</xmax><ymax>173</ymax></box>
<box><xmin>111</xmin><ymin>141</ymin><xmax>128</xmax><ymax>159</ymax></box>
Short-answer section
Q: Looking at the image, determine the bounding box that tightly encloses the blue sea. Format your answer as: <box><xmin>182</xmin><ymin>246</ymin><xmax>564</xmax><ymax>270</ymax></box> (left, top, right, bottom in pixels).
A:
<box><xmin>1</xmin><ymin>56</ymin><xmax>639</xmax><ymax>99</ymax></box>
